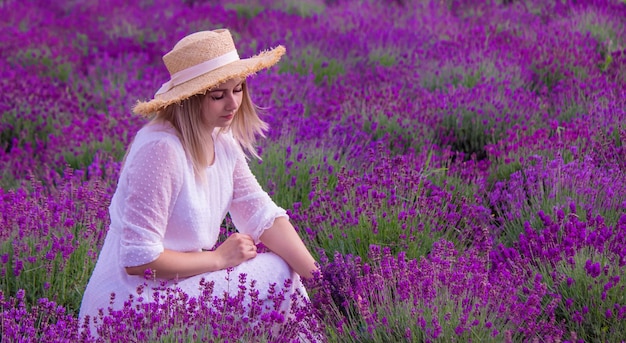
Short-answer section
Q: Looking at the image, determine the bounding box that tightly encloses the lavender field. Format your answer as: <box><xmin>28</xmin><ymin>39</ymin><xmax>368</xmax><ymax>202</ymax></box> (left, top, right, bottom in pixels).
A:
<box><xmin>1</xmin><ymin>0</ymin><xmax>626</xmax><ymax>341</ymax></box>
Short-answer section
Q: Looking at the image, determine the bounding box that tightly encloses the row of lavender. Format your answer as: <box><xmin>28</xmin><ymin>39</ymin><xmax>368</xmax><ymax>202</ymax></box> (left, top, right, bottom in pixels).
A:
<box><xmin>1</xmin><ymin>0</ymin><xmax>625</xmax><ymax>341</ymax></box>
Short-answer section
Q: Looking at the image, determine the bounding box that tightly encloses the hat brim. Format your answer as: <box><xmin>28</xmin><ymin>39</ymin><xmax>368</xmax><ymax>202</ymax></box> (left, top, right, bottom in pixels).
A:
<box><xmin>133</xmin><ymin>45</ymin><xmax>285</xmax><ymax>116</ymax></box>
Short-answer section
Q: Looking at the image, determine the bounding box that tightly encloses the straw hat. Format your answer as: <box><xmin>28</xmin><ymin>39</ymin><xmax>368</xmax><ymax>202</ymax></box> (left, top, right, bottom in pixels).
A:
<box><xmin>133</xmin><ymin>29</ymin><xmax>285</xmax><ymax>116</ymax></box>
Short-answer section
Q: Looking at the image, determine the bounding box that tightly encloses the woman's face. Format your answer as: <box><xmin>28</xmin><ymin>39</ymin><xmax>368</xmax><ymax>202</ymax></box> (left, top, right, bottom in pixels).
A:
<box><xmin>201</xmin><ymin>78</ymin><xmax>244</xmax><ymax>131</ymax></box>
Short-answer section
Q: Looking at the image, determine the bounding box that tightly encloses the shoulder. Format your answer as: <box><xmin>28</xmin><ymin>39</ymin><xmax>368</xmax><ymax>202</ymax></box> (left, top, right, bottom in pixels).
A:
<box><xmin>128</xmin><ymin>122</ymin><xmax>186</xmax><ymax>163</ymax></box>
<box><xmin>136</xmin><ymin>122</ymin><xmax>182</xmax><ymax>148</ymax></box>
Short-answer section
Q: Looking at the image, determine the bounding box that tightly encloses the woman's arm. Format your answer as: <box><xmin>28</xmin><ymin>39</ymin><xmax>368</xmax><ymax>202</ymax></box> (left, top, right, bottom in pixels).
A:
<box><xmin>126</xmin><ymin>232</ymin><xmax>258</xmax><ymax>279</ymax></box>
<box><xmin>260</xmin><ymin>217</ymin><xmax>318</xmax><ymax>279</ymax></box>
<box><xmin>226</xmin><ymin>135</ymin><xmax>318</xmax><ymax>279</ymax></box>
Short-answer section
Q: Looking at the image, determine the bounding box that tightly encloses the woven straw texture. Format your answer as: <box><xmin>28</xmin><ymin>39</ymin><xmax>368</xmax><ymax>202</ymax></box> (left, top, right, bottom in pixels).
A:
<box><xmin>133</xmin><ymin>29</ymin><xmax>285</xmax><ymax>116</ymax></box>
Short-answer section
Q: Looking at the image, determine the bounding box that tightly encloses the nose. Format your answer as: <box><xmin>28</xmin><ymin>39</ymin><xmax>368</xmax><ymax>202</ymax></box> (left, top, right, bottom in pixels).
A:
<box><xmin>224</xmin><ymin>93</ymin><xmax>240</xmax><ymax>111</ymax></box>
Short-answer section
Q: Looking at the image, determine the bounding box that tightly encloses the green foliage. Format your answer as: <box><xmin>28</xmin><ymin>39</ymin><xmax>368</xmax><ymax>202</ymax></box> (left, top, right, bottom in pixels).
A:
<box><xmin>486</xmin><ymin>159</ymin><xmax>523</xmax><ymax>190</ymax></box>
<box><xmin>0</xmin><ymin>107</ymin><xmax>55</xmax><ymax>154</ymax></box>
<box><xmin>361</xmin><ymin>112</ymin><xmax>418</xmax><ymax>155</ymax></box>
<box><xmin>461</xmin><ymin>69</ymin><xmax>483</xmax><ymax>89</ymax></box>
<box><xmin>62</xmin><ymin>136</ymin><xmax>126</xmax><ymax>174</ymax></box>
<box><xmin>250</xmin><ymin>139</ymin><xmax>342</xmax><ymax>210</ymax></box>
<box><xmin>368</xmin><ymin>50</ymin><xmax>397</xmax><ymax>68</ymax></box>
<box><xmin>574</xmin><ymin>11</ymin><xmax>625</xmax><ymax>73</ymax></box>
<box><xmin>490</xmin><ymin>152</ymin><xmax>625</xmax><ymax>248</ymax></box>
<box><xmin>329</xmin><ymin>255</ymin><xmax>520</xmax><ymax>342</ymax></box>
<box><xmin>599</xmin><ymin>52</ymin><xmax>613</xmax><ymax>72</ymax></box>
<box><xmin>420</xmin><ymin>60</ymin><xmax>501</xmax><ymax>93</ymax></box>
<box><xmin>73</xmin><ymin>32</ymin><xmax>92</xmax><ymax>56</ymax></box>
<box><xmin>1</xmin><ymin>227</ymin><xmax>98</xmax><ymax>315</ymax></box>
<box><xmin>71</xmin><ymin>61</ymin><xmax>132</xmax><ymax>114</ymax></box>
<box><xmin>528</xmin><ymin>62</ymin><xmax>566</xmax><ymax>94</ymax></box>
<box><xmin>491</xmin><ymin>169</ymin><xmax>580</xmax><ymax>247</ymax></box>
<box><xmin>591</xmin><ymin>125</ymin><xmax>626</xmax><ymax>173</ymax></box>
<box><xmin>421</xmin><ymin>66</ymin><xmax>466</xmax><ymax>92</ymax></box>
<box><xmin>438</xmin><ymin>108</ymin><xmax>494</xmax><ymax>161</ymax></box>
<box><xmin>304</xmin><ymin>153</ymin><xmax>461</xmax><ymax>262</ymax></box>
<box><xmin>585</xmin><ymin>23</ymin><xmax>620</xmax><ymax>56</ymax></box>
<box><xmin>313</xmin><ymin>208</ymin><xmax>445</xmax><ymax>262</ymax></box>
<box><xmin>14</xmin><ymin>47</ymin><xmax>73</xmax><ymax>83</ymax></box>
<box><xmin>105</xmin><ymin>17</ymin><xmax>161</xmax><ymax>48</ymax></box>
<box><xmin>610</xmin><ymin>125</ymin><xmax>623</xmax><ymax>148</ymax></box>
<box><xmin>555</xmin><ymin>100</ymin><xmax>587</xmax><ymax>123</ymax></box>
<box><xmin>534</xmin><ymin>248</ymin><xmax>626</xmax><ymax>342</ymax></box>
<box><xmin>276</xmin><ymin>0</ymin><xmax>324</xmax><ymax>17</ymax></box>
<box><xmin>278</xmin><ymin>46</ymin><xmax>346</xmax><ymax>85</ymax></box>
<box><xmin>0</xmin><ymin>168</ymin><xmax>22</xmax><ymax>190</ymax></box>
<box><xmin>225</xmin><ymin>3</ymin><xmax>265</xmax><ymax>19</ymax></box>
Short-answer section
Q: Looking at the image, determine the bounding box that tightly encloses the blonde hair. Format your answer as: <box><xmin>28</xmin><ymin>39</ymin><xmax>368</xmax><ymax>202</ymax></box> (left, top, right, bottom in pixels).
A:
<box><xmin>228</xmin><ymin>82</ymin><xmax>268</xmax><ymax>159</ymax></box>
<box><xmin>152</xmin><ymin>81</ymin><xmax>268</xmax><ymax>178</ymax></box>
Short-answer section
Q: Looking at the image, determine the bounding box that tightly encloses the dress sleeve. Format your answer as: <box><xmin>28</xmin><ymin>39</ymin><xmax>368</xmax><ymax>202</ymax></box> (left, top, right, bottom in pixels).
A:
<box><xmin>229</xmin><ymin>146</ymin><xmax>288</xmax><ymax>244</ymax></box>
<box><xmin>119</xmin><ymin>138</ymin><xmax>183</xmax><ymax>268</ymax></box>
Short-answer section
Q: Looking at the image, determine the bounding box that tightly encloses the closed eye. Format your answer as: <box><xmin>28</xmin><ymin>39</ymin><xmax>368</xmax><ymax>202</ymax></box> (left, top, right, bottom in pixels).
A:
<box><xmin>209</xmin><ymin>82</ymin><xmax>243</xmax><ymax>100</ymax></box>
<box><xmin>210</xmin><ymin>90</ymin><xmax>225</xmax><ymax>100</ymax></box>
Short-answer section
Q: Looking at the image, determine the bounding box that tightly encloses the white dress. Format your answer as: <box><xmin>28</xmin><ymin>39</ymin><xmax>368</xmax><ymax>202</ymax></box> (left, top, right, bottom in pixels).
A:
<box><xmin>79</xmin><ymin>121</ymin><xmax>307</xmax><ymax>333</ymax></box>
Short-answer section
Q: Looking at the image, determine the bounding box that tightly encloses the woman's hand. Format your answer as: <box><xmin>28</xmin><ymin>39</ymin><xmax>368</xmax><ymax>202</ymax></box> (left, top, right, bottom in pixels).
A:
<box><xmin>214</xmin><ymin>233</ymin><xmax>257</xmax><ymax>269</ymax></box>
<box><xmin>125</xmin><ymin>233</ymin><xmax>257</xmax><ymax>279</ymax></box>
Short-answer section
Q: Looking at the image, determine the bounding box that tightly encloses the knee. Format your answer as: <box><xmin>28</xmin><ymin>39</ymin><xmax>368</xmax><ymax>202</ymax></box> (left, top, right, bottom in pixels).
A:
<box><xmin>261</xmin><ymin>252</ymin><xmax>295</xmax><ymax>282</ymax></box>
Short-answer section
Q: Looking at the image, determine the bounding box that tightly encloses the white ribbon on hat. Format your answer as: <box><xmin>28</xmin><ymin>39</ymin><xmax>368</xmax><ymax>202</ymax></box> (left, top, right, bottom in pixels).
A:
<box><xmin>155</xmin><ymin>50</ymin><xmax>240</xmax><ymax>96</ymax></box>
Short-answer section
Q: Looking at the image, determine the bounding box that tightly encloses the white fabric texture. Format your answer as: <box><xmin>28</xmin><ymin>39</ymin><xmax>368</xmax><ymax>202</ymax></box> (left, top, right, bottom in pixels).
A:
<box><xmin>79</xmin><ymin>122</ymin><xmax>306</xmax><ymax>333</ymax></box>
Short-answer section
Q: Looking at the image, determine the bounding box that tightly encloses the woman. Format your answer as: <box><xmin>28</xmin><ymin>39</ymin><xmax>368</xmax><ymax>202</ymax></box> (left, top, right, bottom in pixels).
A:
<box><xmin>79</xmin><ymin>29</ymin><xmax>319</xmax><ymax>338</ymax></box>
